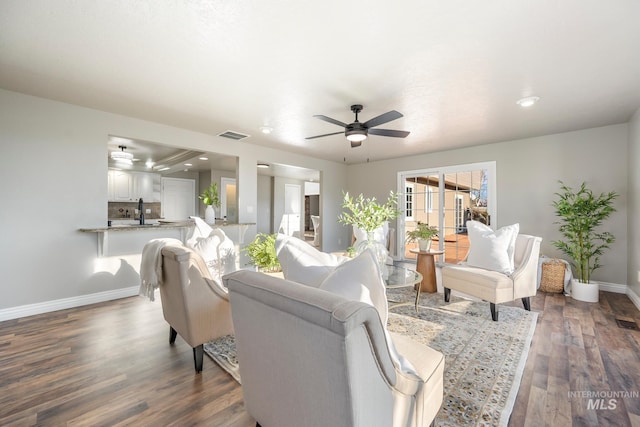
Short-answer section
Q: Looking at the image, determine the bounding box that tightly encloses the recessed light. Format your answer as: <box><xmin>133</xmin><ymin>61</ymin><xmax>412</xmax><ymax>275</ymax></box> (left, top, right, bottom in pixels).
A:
<box><xmin>199</xmin><ymin>157</ymin><xmax>209</xmax><ymax>161</ymax></box>
<box><xmin>516</xmin><ymin>96</ymin><xmax>540</xmax><ymax>107</ymax></box>
<box><xmin>184</xmin><ymin>163</ymin><xmax>192</xmax><ymax>167</ymax></box>
<box><xmin>257</xmin><ymin>163</ymin><xmax>270</xmax><ymax>168</ymax></box>
<box><xmin>145</xmin><ymin>160</ymin><xmax>154</xmax><ymax>168</ymax></box>
<box><xmin>158</xmin><ymin>167</ymin><xmax>170</xmax><ymax>171</ymax></box>
<box><xmin>260</xmin><ymin>126</ymin><xmax>273</xmax><ymax>134</ymax></box>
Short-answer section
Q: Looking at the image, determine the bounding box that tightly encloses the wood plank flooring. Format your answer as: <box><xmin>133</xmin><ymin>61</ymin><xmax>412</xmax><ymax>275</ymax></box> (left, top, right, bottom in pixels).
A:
<box><xmin>1</xmin><ymin>290</ymin><xmax>639</xmax><ymax>426</ymax></box>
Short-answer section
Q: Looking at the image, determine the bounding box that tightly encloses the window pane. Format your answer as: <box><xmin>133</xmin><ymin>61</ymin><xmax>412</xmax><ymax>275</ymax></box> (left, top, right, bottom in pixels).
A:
<box><xmin>400</xmin><ymin>166</ymin><xmax>491</xmax><ymax>263</ymax></box>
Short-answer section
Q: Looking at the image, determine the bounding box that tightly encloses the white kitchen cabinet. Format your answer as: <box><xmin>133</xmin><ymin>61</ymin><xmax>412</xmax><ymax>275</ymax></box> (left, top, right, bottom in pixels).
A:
<box><xmin>110</xmin><ymin>170</ymin><xmax>134</xmax><ymax>201</ymax></box>
<box><xmin>108</xmin><ymin>170</ymin><xmax>161</xmax><ymax>202</ymax></box>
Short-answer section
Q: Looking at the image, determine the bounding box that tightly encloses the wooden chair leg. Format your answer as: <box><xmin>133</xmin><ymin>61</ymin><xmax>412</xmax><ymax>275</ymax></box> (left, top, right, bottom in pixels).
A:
<box><xmin>522</xmin><ymin>297</ymin><xmax>531</xmax><ymax>311</ymax></box>
<box><xmin>444</xmin><ymin>287</ymin><xmax>451</xmax><ymax>302</ymax></box>
<box><xmin>169</xmin><ymin>326</ymin><xmax>177</xmax><ymax>344</ymax></box>
<box><xmin>490</xmin><ymin>303</ymin><xmax>498</xmax><ymax>321</ymax></box>
<box><xmin>193</xmin><ymin>344</ymin><xmax>204</xmax><ymax>373</ymax></box>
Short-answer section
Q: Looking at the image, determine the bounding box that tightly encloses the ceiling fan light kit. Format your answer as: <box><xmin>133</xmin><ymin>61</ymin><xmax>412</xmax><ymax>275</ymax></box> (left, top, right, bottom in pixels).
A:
<box><xmin>307</xmin><ymin>104</ymin><xmax>410</xmax><ymax>147</ymax></box>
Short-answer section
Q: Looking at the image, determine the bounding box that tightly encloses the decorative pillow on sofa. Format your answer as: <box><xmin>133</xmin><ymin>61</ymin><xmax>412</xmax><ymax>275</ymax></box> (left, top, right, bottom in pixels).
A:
<box><xmin>187</xmin><ymin>228</ymin><xmax>237</xmax><ymax>282</ymax></box>
<box><xmin>319</xmin><ymin>250</ymin><xmax>416</xmax><ymax>374</ymax></box>
<box><xmin>275</xmin><ymin>234</ymin><xmax>349</xmax><ymax>287</ymax></box>
<box><xmin>466</xmin><ymin>220</ymin><xmax>519</xmax><ymax>274</ymax></box>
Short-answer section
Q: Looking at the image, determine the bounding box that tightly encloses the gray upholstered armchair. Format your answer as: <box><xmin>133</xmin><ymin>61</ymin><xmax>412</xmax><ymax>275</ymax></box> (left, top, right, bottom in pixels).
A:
<box><xmin>159</xmin><ymin>244</ymin><xmax>234</xmax><ymax>372</ymax></box>
<box><xmin>224</xmin><ymin>270</ymin><xmax>444</xmax><ymax>427</ymax></box>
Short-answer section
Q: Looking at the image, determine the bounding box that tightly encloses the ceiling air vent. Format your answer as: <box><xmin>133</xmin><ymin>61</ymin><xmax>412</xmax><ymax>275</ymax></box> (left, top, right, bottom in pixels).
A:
<box><xmin>218</xmin><ymin>130</ymin><xmax>250</xmax><ymax>141</ymax></box>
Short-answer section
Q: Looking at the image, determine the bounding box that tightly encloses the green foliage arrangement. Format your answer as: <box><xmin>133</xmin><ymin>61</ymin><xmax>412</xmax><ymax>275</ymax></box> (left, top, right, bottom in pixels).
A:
<box><xmin>406</xmin><ymin>222</ymin><xmax>439</xmax><ymax>242</ymax></box>
<box><xmin>199</xmin><ymin>182</ymin><xmax>220</xmax><ymax>208</ymax></box>
<box><xmin>338</xmin><ymin>191</ymin><xmax>400</xmax><ymax>232</ymax></box>
<box><xmin>242</xmin><ymin>233</ymin><xmax>281</xmax><ymax>272</ymax></box>
<box><xmin>552</xmin><ymin>181</ymin><xmax>618</xmax><ymax>284</ymax></box>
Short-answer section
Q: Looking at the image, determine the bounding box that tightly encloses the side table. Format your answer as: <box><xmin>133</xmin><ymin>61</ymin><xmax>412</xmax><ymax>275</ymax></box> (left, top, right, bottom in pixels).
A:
<box><xmin>409</xmin><ymin>249</ymin><xmax>444</xmax><ymax>293</ymax></box>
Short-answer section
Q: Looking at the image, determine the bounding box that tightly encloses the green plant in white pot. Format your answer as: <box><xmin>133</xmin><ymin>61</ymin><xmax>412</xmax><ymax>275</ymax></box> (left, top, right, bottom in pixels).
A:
<box><xmin>199</xmin><ymin>182</ymin><xmax>220</xmax><ymax>225</ymax></box>
<box><xmin>552</xmin><ymin>181</ymin><xmax>618</xmax><ymax>302</ymax></box>
<box><xmin>406</xmin><ymin>222</ymin><xmax>439</xmax><ymax>251</ymax></box>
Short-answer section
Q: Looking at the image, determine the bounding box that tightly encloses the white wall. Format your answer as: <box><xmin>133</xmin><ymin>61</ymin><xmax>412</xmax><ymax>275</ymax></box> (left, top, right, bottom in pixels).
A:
<box><xmin>628</xmin><ymin>108</ymin><xmax>640</xmax><ymax>296</ymax></box>
<box><xmin>0</xmin><ymin>89</ymin><xmax>347</xmax><ymax>314</ymax></box>
<box><xmin>347</xmin><ymin>124</ymin><xmax>629</xmax><ymax>285</ymax></box>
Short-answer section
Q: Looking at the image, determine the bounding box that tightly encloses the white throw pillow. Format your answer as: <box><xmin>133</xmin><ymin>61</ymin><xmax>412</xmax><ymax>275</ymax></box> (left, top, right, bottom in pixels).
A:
<box><xmin>466</xmin><ymin>221</ymin><xmax>519</xmax><ymax>274</ymax></box>
<box><xmin>187</xmin><ymin>228</ymin><xmax>236</xmax><ymax>282</ymax></box>
<box><xmin>319</xmin><ymin>250</ymin><xmax>416</xmax><ymax>374</ymax></box>
<box><xmin>187</xmin><ymin>216</ymin><xmax>214</xmax><ymax>247</ymax></box>
<box><xmin>275</xmin><ymin>234</ymin><xmax>349</xmax><ymax>287</ymax></box>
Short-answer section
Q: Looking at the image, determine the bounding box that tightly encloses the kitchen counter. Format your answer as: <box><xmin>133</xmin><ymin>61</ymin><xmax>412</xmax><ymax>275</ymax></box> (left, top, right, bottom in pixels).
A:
<box><xmin>79</xmin><ymin>221</ymin><xmax>254</xmax><ymax>233</ymax></box>
<box><xmin>79</xmin><ymin>220</ymin><xmax>255</xmax><ymax>257</ymax></box>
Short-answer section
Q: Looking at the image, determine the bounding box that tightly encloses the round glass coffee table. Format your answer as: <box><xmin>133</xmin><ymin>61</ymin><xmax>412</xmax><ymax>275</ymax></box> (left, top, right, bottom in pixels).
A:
<box><xmin>384</xmin><ymin>265</ymin><xmax>423</xmax><ymax>311</ymax></box>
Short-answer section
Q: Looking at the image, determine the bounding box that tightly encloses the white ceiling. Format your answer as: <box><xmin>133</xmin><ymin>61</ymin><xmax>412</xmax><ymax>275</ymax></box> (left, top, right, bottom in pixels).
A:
<box><xmin>2</xmin><ymin>1</ymin><xmax>640</xmax><ymax>164</ymax></box>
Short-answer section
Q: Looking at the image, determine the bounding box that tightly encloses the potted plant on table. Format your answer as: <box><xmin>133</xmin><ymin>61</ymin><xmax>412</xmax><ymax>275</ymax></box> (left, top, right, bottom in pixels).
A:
<box><xmin>406</xmin><ymin>222</ymin><xmax>439</xmax><ymax>252</ymax></box>
<box><xmin>338</xmin><ymin>191</ymin><xmax>400</xmax><ymax>266</ymax></box>
<box><xmin>552</xmin><ymin>181</ymin><xmax>618</xmax><ymax>302</ymax></box>
<box><xmin>242</xmin><ymin>233</ymin><xmax>281</xmax><ymax>273</ymax></box>
<box><xmin>199</xmin><ymin>182</ymin><xmax>220</xmax><ymax>225</ymax></box>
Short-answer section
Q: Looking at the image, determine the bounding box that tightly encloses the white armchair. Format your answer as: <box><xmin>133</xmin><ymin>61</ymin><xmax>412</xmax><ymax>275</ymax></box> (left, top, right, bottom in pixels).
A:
<box><xmin>159</xmin><ymin>244</ymin><xmax>234</xmax><ymax>372</ymax></box>
<box><xmin>310</xmin><ymin>215</ymin><xmax>320</xmax><ymax>246</ymax></box>
<box><xmin>441</xmin><ymin>234</ymin><xmax>542</xmax><ymax>321</ymax></box>
<box><xmin>224</xmin><ymin>270</ymin><xmax>444</xmax><ymax>427</ymax></box>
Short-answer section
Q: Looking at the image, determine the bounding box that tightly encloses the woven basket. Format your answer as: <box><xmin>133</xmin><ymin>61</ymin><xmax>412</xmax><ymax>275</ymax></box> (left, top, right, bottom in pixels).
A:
<box><xmin>540</xmin><ymin>259</ymin><xmax>565</xmax><ymax>293</ymax></box>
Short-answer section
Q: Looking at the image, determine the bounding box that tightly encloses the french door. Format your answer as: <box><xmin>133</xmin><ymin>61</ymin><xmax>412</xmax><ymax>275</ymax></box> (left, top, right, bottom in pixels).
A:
<box><xmin>397</xmin><ymin>161</ymin><xmax>496</xmax><ymax>263</ymax></box>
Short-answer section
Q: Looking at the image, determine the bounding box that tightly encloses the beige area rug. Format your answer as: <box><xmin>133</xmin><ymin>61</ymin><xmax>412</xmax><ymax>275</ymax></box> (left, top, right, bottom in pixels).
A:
<box><xmin>204</xmin><ymin>289</ymin><xmax>537</xmax><ymax>427</ymax></box>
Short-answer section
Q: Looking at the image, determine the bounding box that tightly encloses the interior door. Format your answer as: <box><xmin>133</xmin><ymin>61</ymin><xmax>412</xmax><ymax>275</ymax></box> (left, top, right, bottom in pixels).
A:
<box><xmin>161</xmin><ymin>178</ymin><xmax>195</xmax><ymax>220</ymax></box>
<box><xmin>280</xmin><ymin>183</ymin><xmax>301</xmax><ymax>236</ymax></box>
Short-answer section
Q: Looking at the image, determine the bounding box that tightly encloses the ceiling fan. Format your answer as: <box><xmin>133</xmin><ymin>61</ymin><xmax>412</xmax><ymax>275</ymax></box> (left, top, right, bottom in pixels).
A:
<box><xmin>306</xmin><ymin>104</ymin><xmax>410</xmax><ymax>147</ymax></box>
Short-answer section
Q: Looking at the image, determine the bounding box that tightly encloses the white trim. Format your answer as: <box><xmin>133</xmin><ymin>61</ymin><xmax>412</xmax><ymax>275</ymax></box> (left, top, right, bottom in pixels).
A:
<box><xmin>0</xmin><ymin>286</ymin><xmax>140</xmax><ymax>322</ymax></box>
<box><xmin>594</xmin><ymin>280</ymin><xmax>627</xmax><ymax>294</ymax></box>
<box><xmin>627</xmin><ymin>287</ymin><xmax>640</xmax><ymax>311</ymax></box>
<box><xmin>405</xmin><ymin>183</ymin><xmax>414</xmax><ymax>221</ymax></box>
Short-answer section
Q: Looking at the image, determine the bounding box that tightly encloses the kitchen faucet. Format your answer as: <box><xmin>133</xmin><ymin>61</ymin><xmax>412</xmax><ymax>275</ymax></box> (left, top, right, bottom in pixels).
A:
<box><xmin>138</xmin><ymin>198</ymin><xmax>145</xmax><ymax>225</ymax></box>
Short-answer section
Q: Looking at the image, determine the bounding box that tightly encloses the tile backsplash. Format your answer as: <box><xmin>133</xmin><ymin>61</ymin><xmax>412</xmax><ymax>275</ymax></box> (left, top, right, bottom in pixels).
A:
<box><xmin>108</xmin><ymin>202</ymin><xmax>162</xmax><ymax>220</ymax></box>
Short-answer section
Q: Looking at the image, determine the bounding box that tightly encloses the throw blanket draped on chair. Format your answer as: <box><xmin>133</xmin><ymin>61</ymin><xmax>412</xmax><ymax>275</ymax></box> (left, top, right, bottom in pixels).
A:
<box><xmin>139</xmin><ymin>238</ymin><xmax>183</xmax><ymax>301</ymax></box>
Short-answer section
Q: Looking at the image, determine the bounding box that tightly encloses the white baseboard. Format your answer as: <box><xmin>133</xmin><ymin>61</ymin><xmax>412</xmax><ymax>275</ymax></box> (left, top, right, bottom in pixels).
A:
<box><xmin>627</xmin><ymin>287</ymin><xmax>640</xmax><ymax>311</ymax></box>
<box><xmin>0</xmin><ymin>286</ymin><xmax>140</xmax><ymax>322</ymax></box>
<box><xmin>596</xmin><ymin>280</ymin><xmax>627</xmax><ymax>294</ymax></box>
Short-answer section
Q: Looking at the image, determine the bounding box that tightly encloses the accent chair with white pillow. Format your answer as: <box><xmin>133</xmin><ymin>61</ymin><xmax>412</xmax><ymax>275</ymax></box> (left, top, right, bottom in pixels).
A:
<box><xmin>441</xmin><ymin>221</ymin><xmax>542</xmax><ymax>321</ymax></box>
<box><xmin>225</xmin><ymin>265</ymin><xmax>444</xmax><ymax>427</ymax></box>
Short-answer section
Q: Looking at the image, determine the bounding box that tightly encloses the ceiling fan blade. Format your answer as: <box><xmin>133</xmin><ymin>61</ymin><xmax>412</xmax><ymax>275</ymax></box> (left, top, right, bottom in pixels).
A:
<box><xmin>368</xmin><ymin>128</ymin><xmax>410</xmax><ymax>138</ymax></box>
<box><xmin>313</xmin><ymin>115</ymin><xmax>347</xmax><ymax>128</ymax></box>
<box><xmin>363</xmin><ymin>110</ymin><xmax>403</xmax><ymax>128</ymax></box>
<box><xmin>305</xmin><ymin>131</ymin><xmax>344</xmax><ymax>140</ymax></box>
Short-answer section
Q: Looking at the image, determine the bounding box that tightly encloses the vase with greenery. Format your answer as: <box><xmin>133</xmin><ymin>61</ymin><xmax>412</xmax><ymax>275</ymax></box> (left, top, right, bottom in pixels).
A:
<box><xmin>338</xmin><ymin>191</ymin><xmax>400</xmax><ymax>267</ymax></box>
<box><xmin>242</xmin><ymin>233</ymin><xmax>281</xmax><ymax>273</ymax></box>
<box><xmin>406</xmin><ymin>222</ymin><xmax>439</xmax><ymax>251</ymax></box>
<box><xmin>199</xmin><ymin>182</ymin><xmax>220</xmax><ymax>225</ymax></box>
<box><xmin>552</xmin><ymin>181</ymin><xmax>618</xmax><ymax>285</ymax></box>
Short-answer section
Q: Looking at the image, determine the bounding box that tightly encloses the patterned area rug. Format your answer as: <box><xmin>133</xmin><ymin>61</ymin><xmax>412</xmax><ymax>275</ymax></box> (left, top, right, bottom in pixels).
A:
<box><xmin>204</xmin><ymin>289</ymin><xmax>537</xmax><ymax>427</ymax></box>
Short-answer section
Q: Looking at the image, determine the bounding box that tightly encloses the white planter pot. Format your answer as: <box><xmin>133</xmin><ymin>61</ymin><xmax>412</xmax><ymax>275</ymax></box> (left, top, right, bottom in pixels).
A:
<box><xmin>205</xmin><ymin>205</ymin><xmax>216</xmax><ymax>225</ymax></box>
<box><xmin>571</xmin><ymin>278</ymin><xmax>599</xmax><ymax>303</ymax></box>
<box><xmin>418</xmin><ymin>238</ymin><xmax>432</xmax><ymax>251</ymax></box>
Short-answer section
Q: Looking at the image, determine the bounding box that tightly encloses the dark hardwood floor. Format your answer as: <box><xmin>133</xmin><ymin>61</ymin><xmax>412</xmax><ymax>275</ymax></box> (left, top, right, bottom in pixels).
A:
<box><xmin>1</xmin><ymin>290</ymin><xmax>639</xmax><ymax>426</ymax></box>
